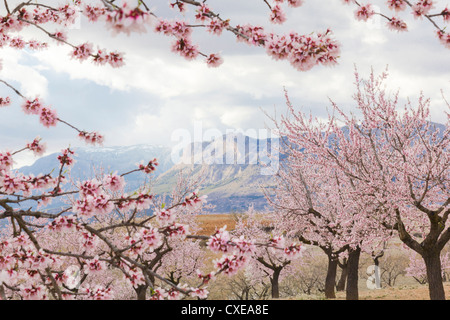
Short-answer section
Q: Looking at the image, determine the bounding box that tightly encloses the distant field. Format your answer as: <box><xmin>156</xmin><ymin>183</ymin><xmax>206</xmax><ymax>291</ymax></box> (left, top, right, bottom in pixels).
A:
<box><xmin>196</xmin><ymin>213</ymin><xmax>237</xmax><ymax>236</ymax></box>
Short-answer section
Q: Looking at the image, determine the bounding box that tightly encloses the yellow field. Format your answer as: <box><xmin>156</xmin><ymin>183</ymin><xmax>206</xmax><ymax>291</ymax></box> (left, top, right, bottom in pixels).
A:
<box><xmin>195</xmin><ymin>213</ymin><xmax>237</xmax><ymax>236</ymax></box>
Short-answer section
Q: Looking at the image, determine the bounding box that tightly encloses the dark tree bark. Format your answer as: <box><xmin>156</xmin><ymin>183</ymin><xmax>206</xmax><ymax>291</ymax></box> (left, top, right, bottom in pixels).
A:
<box><xmin>394</xmin><ymin>206</ymin><xmax>450</xmax><ymax>300</ymax></box>
<box><xmin>136</xmin><ymin>285</ymin><xmax>147</xmax><ymax>300</ymax></box>
<box><xmin>270</xmin><ymin>267</ymin><xmax>282</xmax><ymax>299</ymax></box>
<box><xmin>336</xmin><ymin>259</ymin><xmax>348</xmax><ymax>292</ymax></box>
<box><xmin>423</xmin><ymin>250</ymin><xmax>446</xmax><ymax>300</ymax></box>
<box><xmin>346</xmin><ymin>247</ymin><xmax>361</xmax><ymax>300</ymax></box>
<box><xmin>256</xmin><ymin>257</ymin><xmax>288</xmax><ymax>299</ymax></box>
<box><xmin>324</xmin><ymin>255</ymin><xmax>338</xmax><ymax>299</ymax></box>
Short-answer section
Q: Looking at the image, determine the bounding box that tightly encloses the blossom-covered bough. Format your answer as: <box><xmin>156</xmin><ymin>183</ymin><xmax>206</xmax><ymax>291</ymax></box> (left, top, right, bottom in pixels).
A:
<box><xmin>344</xmin><ymin>0</ymin><xmax>450</xmax><ymax>47</ymax></box>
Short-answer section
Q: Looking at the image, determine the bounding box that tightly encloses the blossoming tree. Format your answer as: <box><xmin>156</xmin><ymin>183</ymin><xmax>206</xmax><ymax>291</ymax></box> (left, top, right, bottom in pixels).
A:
<box><xmin>233</xmin><ymin>207</ymin><xmax>304</xmax><ymax>299</ymax></box>
<box><xmin>278</xmin><ymin>68</ymin><xmax>449</xmax><ymax>300</ymax></box>
<box><xmin>267</xmin><ymin>140</ymin><xmax>390</xmax><ymax>299</ymax></box>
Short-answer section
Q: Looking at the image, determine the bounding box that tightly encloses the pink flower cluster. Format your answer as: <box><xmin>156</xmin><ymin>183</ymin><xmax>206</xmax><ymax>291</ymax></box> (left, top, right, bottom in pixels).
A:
<box><xmin>155</xmin><ymin>208</ymin><xmax>176</xmax><ymax>225</ymax></box>
<box><xmin>57</xmin><ymin>148</ymin><xmax>75</xmax><ymax>167</ymax></box>
<box><xmin>83</xmin><ymin>256</ymin><xmax>106</xmax><ymax>275</ymax></box>
<box><xmin>207</xmin><ymin>226</ymin><xmax>260</xmax><ymax>276</ymax></box>
<box><xmin>48</xmin><ymin>215</ymin><xmax>78</xmax><ymax>233</ymax></box>
<box><xmin>104</xmin><ymin>3</ymin><xmax>152</xmax><ymax>35</ymax></box>
<box><xmin>213</xmin><ymin>254</ymin><xmax>248</xmax><ymax>276</ymax></box>
<box><xmin>82</xmin><ymin>285</ymin><xmax>113</xmax><ymax>300</ymax></box>
<box><xmin>182</xmin><ymin>189</ymin><xmax>208</xmax><ymax>208</ymax></box>
<box><xmin>78</xmin><ymin>131</ymin><xmax>105</xmax><ymax>145</ymax></box>
<box><xmin>265</xmin><ymin>29</ymin><xmax>340</xmax><ymax>71</ymax></box>
<box><xmin>26</xmin><ymin>137</ymin><xmax>47</xmax><ymax>156</ymax></box>
<box><xmin>0</xmin><ymin>171</ymin><xmax>58</xmax><ymax>196</ymax></box>
<box><xmin>103</xmin><ymin>173</ymin><xmax>125</xmax><ymax>193</ymax></box>
<box><xmin>153</xmin><ymin>4</ymin><xmax>224</xmax><ymax>66</ymax></box>
<box><xmin>128</xmin><ymin>227</ymin><xmax>163</xmax><ymax>255</ymax></box>
<box><xmin>354</xmin><ymin>4</ymin><xmax>375</xmax><ymax>21</ymax></box>
<box><xmin>0</xmin><ymin>151</ymin><xmax>13</xmax><ymax>171</ymax></box>
<box><xmin>22</xmin><ymin>98</ymin><xmax>58</xmax><ymax>128</ymax></box>
<box><xmin>73</xmin><ymin>178</ymin><xmax>117</xmax><ymax>218</ymax></box>
<box><xmin>189</xmin><ymin>287</ymin><xmax>209</xmax><ymax>299</ymax></box>
<box><xmin>411</xmin><ymin>0</ymin><xmax>435</xmax><ymax>18</ymax></box>
<box><xmin>164</xmin><ymin>223</ymin><xmax>189</xmax><ymax>238</ymax></box>
<box><xmin>138</xmin><ymin>158</ymin><xmax>158</xmax><ymax>174</ymax></box>
<box><xmin>197</xmin><ymin>270</ymin><xmax>215</xmax><ymax>285</ymax></box>
<box><xmin>0</xmin><ymin>97</ymin><xmax>11</xmax><ymax>107</ymax></box>
<box><xmin>284</xmin><ymin>243</ymin><xmax>304</xmax><ymax>257</ymax></box>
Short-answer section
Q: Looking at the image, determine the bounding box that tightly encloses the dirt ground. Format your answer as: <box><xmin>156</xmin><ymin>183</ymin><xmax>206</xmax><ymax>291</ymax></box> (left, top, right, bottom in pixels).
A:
<box><xmin>334</xmin><ymin>283</ymin><xmax>450</xmax><ymax>300</ymax></box>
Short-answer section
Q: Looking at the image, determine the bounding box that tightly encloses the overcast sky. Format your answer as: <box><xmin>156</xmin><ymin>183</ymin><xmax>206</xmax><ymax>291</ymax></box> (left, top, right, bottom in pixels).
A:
<box><xmin>1</xmin><ymin>0</ymin><xmax>449</xmax><ymax>167</ymax></box>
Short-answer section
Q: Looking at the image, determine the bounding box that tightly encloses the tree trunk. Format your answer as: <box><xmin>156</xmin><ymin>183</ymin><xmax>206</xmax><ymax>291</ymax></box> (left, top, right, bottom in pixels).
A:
<box><xmin>325</xmin><ymin>255</ymin><xmax>338</xmax><ymax>299</ymax></box>
<box><xmin>423</xmin><ymin>250</ymin><xmax>446</xmax><ymax>300</ymax></box>
<box><xmin>136</xmin><ymin>285</ymin><xmax>147</xmax><ymax>300</ymax></box>
<box><xmin>336</xmin><ymin>262</ymin><xmax>348</xmax><ymax>292</ymax></box>
<box><xmin>270</xmin><ymin>268</ymin><xmax>281</xmax><ymax>299</ymax></box>
<box><xmin>346</xmin><ymin>247</ymin><xmax>361</xmax><ymax>300</ymax></box>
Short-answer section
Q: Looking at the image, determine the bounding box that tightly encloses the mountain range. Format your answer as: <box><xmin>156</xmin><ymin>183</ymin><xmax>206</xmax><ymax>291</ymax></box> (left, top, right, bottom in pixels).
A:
<box><xmin>18</xmin><ymin>122</ymin><xmax>445</xmax><ymax>213</ymax></box>
<box><xmin>19</xmin><ymin>133</ymin><xmax>280</xmax><ymax>213</ymax></box>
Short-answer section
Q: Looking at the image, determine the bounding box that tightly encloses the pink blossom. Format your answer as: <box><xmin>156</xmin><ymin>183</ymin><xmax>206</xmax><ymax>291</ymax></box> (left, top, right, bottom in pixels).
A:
<box><xmin>195</xmin><ymin>4</ymin><xmax>211</xmax><ymax>22</ymax></box>
<box><xmin>20</xmin><ymin>285</ymin><xmax>47</xmax><ymax>300</ymax></box>
<box><xmin>78</xmin><ymin>131</ymin><xmax>104</xmax><ymax>145</ymax></box>
<box><xmin>71</xmin><ymin>42</ymin><xmax>93</xmax><ymax>61</ymax></box>
<box><xmin>83</xmin><ymin>286</ymin><xmax>113</xmax><ymax>300</ymax></box>
<box><xmin>442</xmin><ymin>8</ymin><xmax>450</xmax><ymax>23</ymax></box>
<box><xmin>387</xmin><ymin>0</ymin><xmax>407</xmax><ymax>11</ymax></box>
<box><xmin>150</xmin><ymin>288</ymin><xmax>168</xmax><ymax>300</ymax></box>
<box><xmin>103</xmin><ymin>173</ymin><xmax>125</xmax><ymax>192</ymax></box>
<box><xmin>207</xmin><ymin>225</ymin><xmax>232</xmax><ymax>253</ymax></box>
<box><xmin>77</xmin><ymin>179</ymin><xmax>102</xmax><ymax>198</ymax></box>
<box><xmin>138</xmin><ymin>227</ymin><xmax>163</xmax><ymax>252</ymax></box>
<box><xmin>287</xmin><ymin>0</ymin><xmax>304</xmax><ymax>8</ymax></box>
<box><xmin>270</xmin><ymin>5</ymin><xmax>287</xmax><ymax>24</ymax></box>
<box><xmin>22</xmin><ymin>98</ymin><xmax>42</xmax><ymax>115</ymax></box>
<box><xmin>171</xmin><ymin>38</ymin><xmax>199</xmax><ymax>60</ymax></box>
<box><xmin>155</xmin><ymin>208</ymin><xmax>176</xmax><ymax>225</ymax></box>
<box><xmin>207</xmin><ymin>19</ymin><xmax>228</xmax><ymax>35</ymax></box>
<box><xmin>387</xmin><ymin>17</ymin><xmax>408</xmax><ymax>32</ymax></box>
<box><xmin>39</xmin><ymin>107</ymin><xmax>58</xmax><ymax>128</ymax></box>
<box><xmin>206</xmin><ymin>53</ymin><xmax>223</xmax><ymax>67</ymax></box>
<box><xmin>57</xmin><ymin>148</ymin><xmax>75</xmax><ymax>167</ymax></box>
<box><xmin>83</xmin><ymin>256</ymin><xmax>106</xmax><ymax>274</ymax></box>
<box><xmin>26</xmin><ymin>137</ymin><xmax>46</xmax><ymax>156</ymax></box>
<box><xmin>189</xmin><ymin>287</ymin><xmax>209</xmax><ymax>299</ymax></box>
<box><xmin>0</xmin><ymin>97</ymin><xmax>10</xmax><ymax>107</ymax></box>
<box><xmin>355</xmin><ymin>4</ymin><xmax>375</xmax><ymax>21</ymax></box>
<box><xmin>0</xmin><ymin>151</ymin><xmax>14</xmax><ymax>171</ymax></box>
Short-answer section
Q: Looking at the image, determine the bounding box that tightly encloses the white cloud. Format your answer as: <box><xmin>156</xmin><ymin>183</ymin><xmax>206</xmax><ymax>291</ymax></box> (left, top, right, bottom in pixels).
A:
<box><xmin>1</xmin><ymin>48</ymin><xmax>49</xmax><ymax>99</ymax></box>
